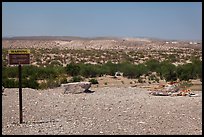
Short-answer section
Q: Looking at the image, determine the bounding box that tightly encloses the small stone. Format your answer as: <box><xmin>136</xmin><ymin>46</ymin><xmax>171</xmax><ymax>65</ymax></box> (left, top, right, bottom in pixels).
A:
<box><xmin>137</xmin><ymin>121</ymin><xmax>146</xmax><ymax>124</ymax></box>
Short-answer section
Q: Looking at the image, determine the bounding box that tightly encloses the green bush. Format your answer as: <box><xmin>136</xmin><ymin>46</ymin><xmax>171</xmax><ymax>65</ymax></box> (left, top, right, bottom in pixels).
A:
<box><xmin>37</xmin><ymin>67</ymin><xmax>59</xmax><ymax>80</ymax></box>
<box><xmin>80</xmin><ymin>64</ymin><xmax>95</xmax><ymax>78</ymax></box>
<box><xmin>22</xmin><ymin>65</ymin><xmax>39</xmax><ymax>79</ymax></box>
<box><xmin>2</xmin><ymin>53</ymin><xmax>202</xmax><ymax>89</ymax></box>
<box><xmin>2</xmin><ymin>78</ymin><xmax>19</xmax><ymax>88</ymax></box>
<box><xmin>79</xmin><ymin>64</ymin><xmax>103</xmax><ymax>78</ymax></box>
<box><xmin>103</xmin><ymin>61</ymin><xmax>117</xmax><ymax>76</ymax></box>
<box><xmin>22</xmin><ymin>77</ymin><xmax>39</xmax><ymax>89</ymax></box>
<box><xmin>2</xmin><ymin>66</ymin><xmax>18</xmax><ymax>78</ymax></box>
<box><xmin>66</xmin><ymin>62</ymin><xmax>80</xmax><ymax>76</ymax></box>
<box><xmin>89</xmin><ymin>78</ymin><xmax>99</xmax><ymax>84</ymax></box>
<box><xmin>120</xmin><ymin>62</ymin><xmax>136</xmax><ymax>78</ymax></box>
<box><xmin>159</xmin><ymin>61</ymin><xmax>177</xmax><ymax>82</ymax></box>
<box><xmin>177</xmin><ymin>63</ymin><xmax>194</xmax><ymax>81</ymax></box>
<box><xmin>145</xmin><ymin>59</ymin><xmax>160</xmax><ymax>72</ymax></box>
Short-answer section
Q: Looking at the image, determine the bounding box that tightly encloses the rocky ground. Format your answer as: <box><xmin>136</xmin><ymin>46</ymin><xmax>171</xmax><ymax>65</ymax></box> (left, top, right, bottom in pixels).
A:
<box><xmin>2</xmin><ymin>86</ymin><xmax>202</xmax><ymax>135</ymax></box>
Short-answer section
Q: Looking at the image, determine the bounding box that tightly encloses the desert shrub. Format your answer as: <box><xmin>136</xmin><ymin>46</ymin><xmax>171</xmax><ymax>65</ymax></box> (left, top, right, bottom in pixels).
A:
<box><xmin>145</xmin><ymin>59</ymin><xmax>160</xmax><ymax>73</ymax></box>
<box><xmin>66</xmin><ymin>62</ymin><xmax>80</xmax><ymax>76</ymax></box>
<box><xmin>89</xmin><ymin>65</ymin><xmax>102</xmax><ymax>77</ymax></box>
<box><xmin>79</xmin><ymin>64</ymin><xmax>103</xmax><ymax>78</ymax></box>
<box><xmin>159</xmin><ymin>61</ymin><xmax>177</xmax><ymax>82</ymax></box>
<box><xmin>79</xmin><ymin>64</ymin><xmax>92</xmax><ymax>78</ymax></box>
<box><xmin>103</xmin><ymin>61</ymin><xmax>117</xmax><ymax>76</ymax></box>
<box><xmin>89</xmin><ymin>78</ymin><xmax>99</xmax><ymax>84</ymax></box>
<box><xmin>36</xmin><ymin>67</ymin><xmax>52</xmax><ymax>79</ymax></box>
<box><xmin>135</xmin><ymin>64</ymin><xmax>148</xmax><ymax>77</ymax></box>
<box><xmin>2</xmin><ymin>78</ymin><xmax>19</xmax><ymax>88</ymax></box>
<box><xmin>36</xmin><ymin>66</ymin><xmax>62</xmax><ymax>80</ymax></box>
<box><xmin>27</xmin><ymin>77</ymin><xmax>39</xmax><ymax>89</ymax></box>
<box><xmin>53</xmin><ymin>66</ymin><xmax>66</xmax><ymax>76</ymax></box>
<box><xmin>22</xmin><ymin>77</ymin><xmax>39</xmax><ymax>89</ymax></box>
<box><xmin>176</xmin><ymin>57</ymin><xmax>202</xmax><ymax>81</ymax></box>
<box><xmin>38</xmin><ymin>82</ymin><xmax>48</xmax><ymax>90</ymax></box>
<box><xmin>3</xmin><ymin>66</ymin><xmax>18</xmax><ymax>78</ymax></box>
<box><xmin>22</xmin><ymin>65</ymin><xmax>38</xmax><ymax>79</ymax></box>
<box><xmin>191</xmin><ymin>58</ymin><xmax>202</xmax><ymax>80</ymax></box>
<box><xmin>46</xmin><ymin>79</ymin><xmax>60</xmax><ymax>88</ymax></box>
<box><xmin>177</xmin><ymin>64</ymin><xmax>190</xmax><ymax>81</ymax></box>
<box><xmin>120</xmin><ymin>62</ymin><xmax>147</xmax><ymax>79</ymax></box>
<box><xmin>51</xmin><ymin>47</ymin><xmax>60</xmax><ymax>54</ymax></box>
<box><xmin>120</xmin><ymin>62</ymin><xmax>136</xmax><ymax>78</ymax></box>
<box><xmin>167</xmin><ymin>54</ymin><xmax>179</xmax><ymax>63</ymax></box>
<box><xmin>60</xmin><ymin>77</ymin><xmax>67</xmax><ymax>84</ymax></box>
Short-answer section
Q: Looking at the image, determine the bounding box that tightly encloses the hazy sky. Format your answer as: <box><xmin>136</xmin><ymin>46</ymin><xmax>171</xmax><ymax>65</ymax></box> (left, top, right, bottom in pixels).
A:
<box><xmin>2</xmin><ymin>2</ymin><xmax>202</xmax><ymax>40</ymax></box>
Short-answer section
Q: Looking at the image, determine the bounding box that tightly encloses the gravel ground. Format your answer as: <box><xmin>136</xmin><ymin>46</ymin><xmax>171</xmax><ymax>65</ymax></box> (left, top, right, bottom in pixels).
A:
<box><xmin>2</xmin><ymin>86</ymin><xmax>202</xmax><ymax>135</ymax></box>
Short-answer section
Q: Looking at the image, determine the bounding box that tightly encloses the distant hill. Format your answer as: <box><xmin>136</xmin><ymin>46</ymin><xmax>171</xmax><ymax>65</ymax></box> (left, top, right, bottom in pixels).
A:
<box><xmin>2</xmin><ymin>36</ymin><xmax>202</xmax><ymax>50</ymax></box>
<box><xmin>2</xmin><ymin>36</ymin><xmax>202</xmax><ymax>42</ymax></box>
<box><xmin>2</xmin><ymin>36</ymin><xmax>124</xmax><ymax>41</ymax></box>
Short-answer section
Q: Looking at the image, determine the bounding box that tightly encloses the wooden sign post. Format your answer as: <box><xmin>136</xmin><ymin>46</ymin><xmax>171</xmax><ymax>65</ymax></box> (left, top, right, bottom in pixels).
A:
<box><xmin>8</xmin><ymin>49</ymin><xmax>30</xmax><ymax>124</ymax></box>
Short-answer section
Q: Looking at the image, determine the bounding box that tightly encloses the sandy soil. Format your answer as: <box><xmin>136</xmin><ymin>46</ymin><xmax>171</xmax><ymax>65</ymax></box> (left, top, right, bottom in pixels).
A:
<box><xmin>2</xmin><ymin>85</ymin><xmax>202</xmax><ymax>135</ymax></box>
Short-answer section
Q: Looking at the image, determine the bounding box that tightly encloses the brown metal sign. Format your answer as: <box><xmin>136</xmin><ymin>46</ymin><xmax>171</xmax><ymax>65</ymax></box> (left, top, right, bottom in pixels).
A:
<box><xmin>8</xmin><ymin>49</ymin><xmax>30</xmax><ymax>65</ymax></box>
<box><xmin>8</xmin><ymin>49</ymin><xmax>31</xmax><ymax>123</ymax></box>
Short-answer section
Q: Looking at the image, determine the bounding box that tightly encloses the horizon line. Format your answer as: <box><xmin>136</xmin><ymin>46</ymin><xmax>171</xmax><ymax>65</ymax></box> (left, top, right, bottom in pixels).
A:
<box><xmin>2</xmin><ymin>35</ymin><xmax>202</xmax><ymax>42</ymax></box>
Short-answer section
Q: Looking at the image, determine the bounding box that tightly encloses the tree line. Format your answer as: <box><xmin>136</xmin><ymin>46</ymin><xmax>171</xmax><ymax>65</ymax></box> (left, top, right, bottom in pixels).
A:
<box><xmin>2</xmin><ymin>58</ymin><xmax>202</xmax><ymax>89</ymax></box>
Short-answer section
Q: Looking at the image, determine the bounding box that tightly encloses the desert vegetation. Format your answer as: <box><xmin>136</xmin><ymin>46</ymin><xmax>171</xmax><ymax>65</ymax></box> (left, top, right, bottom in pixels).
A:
<box><xmin>2</xmin><ymin>57</ymin><xmax>202</xmax><ymax>89</ymax></box>
<box><xmin>2</xmin><ymin>38</ymin><xmax>202</xmax><ymax>89</ymax></box>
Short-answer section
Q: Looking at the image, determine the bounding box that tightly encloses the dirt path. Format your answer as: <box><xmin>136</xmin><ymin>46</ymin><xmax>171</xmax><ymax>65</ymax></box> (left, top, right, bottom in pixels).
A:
<box><xmin>2</xmin><ymin>86</ymin><xmax>202</xmax><ymax>135</ymax></box>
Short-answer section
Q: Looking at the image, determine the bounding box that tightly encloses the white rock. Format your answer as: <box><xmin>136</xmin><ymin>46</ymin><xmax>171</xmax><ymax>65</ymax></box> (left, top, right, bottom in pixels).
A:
<box><xmin>61</xmin><ymin>82</ymin><xmax>91</xmax><ymax>94</ymax></box>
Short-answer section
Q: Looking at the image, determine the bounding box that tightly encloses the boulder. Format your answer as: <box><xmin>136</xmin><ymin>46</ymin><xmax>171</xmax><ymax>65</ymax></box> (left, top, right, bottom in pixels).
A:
<box><xmin>61</xmin><ymin>82</ymin><xmax>91</xmax><ymax>94</ymax></box>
